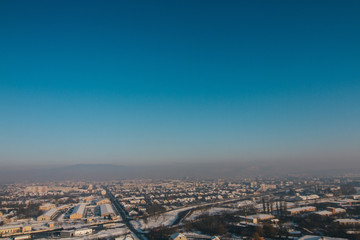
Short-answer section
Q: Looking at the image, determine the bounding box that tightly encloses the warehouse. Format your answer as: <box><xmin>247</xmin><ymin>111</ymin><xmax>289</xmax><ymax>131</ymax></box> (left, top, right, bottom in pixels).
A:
<box><xmin>37</xmin><ymin>207</ymin><xmax>59</xmax><ymax>221</ymax></box>
<box><xmin>287</xmin><ymin>206</ymin><xmax>316</xmax><ymax>215</ymax></box>
<box><xmin>39</xmin><ymin>203</ymin><xmax>56</xmax><ymax>211</ymax></box>
<box><xmin>100</xmin><ymin>204</ymin><xmax>116</xmax><ymax>217</ymax></box>
<box><xmin>0</xmin><ymin>225</ymin><xmax>31</xmax><ymax>236</ymax></box>
<box><xmin>96</xmin><ymin>198</ymin><xmax>111</xmax><ymax>205</ymax></box>
<box><xmin>70</xmin><ymin>204</ymin><xmax>86</xmax><ymax>219</ymax></box>
<box><xmin>60</xmin><ymin>228</ymin><xmax>92</xmax><ymax>237</ymax></box>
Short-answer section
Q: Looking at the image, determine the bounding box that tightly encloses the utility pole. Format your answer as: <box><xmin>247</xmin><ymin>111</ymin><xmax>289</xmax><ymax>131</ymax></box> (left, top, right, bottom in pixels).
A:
<box><xmin>245</xmin><ymin>206</ymin><xmax>248</xmax><ymax>227</ymax></box>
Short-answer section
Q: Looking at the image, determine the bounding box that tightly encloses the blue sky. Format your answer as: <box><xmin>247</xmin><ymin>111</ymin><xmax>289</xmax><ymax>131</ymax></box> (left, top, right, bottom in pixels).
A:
<box><xmin>1</xmin><ymin>0</ymin><xmax>360</xmax><ymax>166</ymax></box>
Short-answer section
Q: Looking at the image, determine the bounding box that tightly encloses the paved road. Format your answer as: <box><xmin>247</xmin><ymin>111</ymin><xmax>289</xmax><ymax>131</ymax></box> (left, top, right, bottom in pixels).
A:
<box><xmin>105</xmin><ymin>186</ymin><xmax>147</xmax><ymax>240</ymax></box>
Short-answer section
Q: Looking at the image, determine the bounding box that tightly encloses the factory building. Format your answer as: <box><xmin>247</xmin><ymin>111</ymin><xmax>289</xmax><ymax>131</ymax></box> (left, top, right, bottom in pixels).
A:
<box><xmin>0</xmin><ymin>225</ymin><xmax>31</xmax><ymax>236</ymax></box>
<box><xmin>37</xmin><ymin>207</ymin><xmax>59</xmax><ymax>221</ymax></box>
<box><xmin>60</xmin><ymin>228</ymin><xmax>92</xmax><ymax>237</ymax></box>
<box><xmin>39</xmin><ymin>203</ymin><xmax>56</xmax><ymax>211</ymax></box>
<box><xmin>96</xmin><ymin>198</ymin><xmax>111</xmax><ymax>205</ymax></box>
<box><xmin>239</xmin><ymin>214</ymin><xmax>275</xmax><ymax>224</ymax></box>
<box><xmin>100</xmin><ymin>204</ymin><xmax>116</xmax><ymax>217</ymax></box>
<box><xmin>287</xmin><ymin>206</ymin><xmax>316</xmax><ymax>215</ymax></box>
<box><xmin>70</xmin><ymin>204</ymin><xmax>86</xmax><ymax>219</ymax></box>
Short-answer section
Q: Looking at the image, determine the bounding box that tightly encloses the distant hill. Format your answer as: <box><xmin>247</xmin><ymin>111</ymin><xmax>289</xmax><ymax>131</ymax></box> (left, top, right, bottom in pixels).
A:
<box><xmin>0</xmin><ymin>159</ymin><xmax>359</xmax><ymax>183</ymax></box>
<box><xmin>0</xmin><ymin>164</ymin><xmax>136</xmax><ymax>183</ymax></box>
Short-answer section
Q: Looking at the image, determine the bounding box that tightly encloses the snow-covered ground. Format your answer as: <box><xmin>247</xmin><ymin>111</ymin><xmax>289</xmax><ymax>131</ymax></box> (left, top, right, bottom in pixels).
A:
<box><xmin>131</xmin><ymin>208</ymin><xmax>186</xmax><ymax>230</ymax></box>
<box><xmin>185</xmin><ymin>207</ymin><xmax>239</xmax><ymax>221</ymax></box>
<box><xmin>36</xmin><ymin>226</ymin><xmax>130</xmax><ymax>240</ymax></box>
<box><xmin>131</xmin><ymin>206</ymin><xmax>240</xmax><ymax>231</ymax></box>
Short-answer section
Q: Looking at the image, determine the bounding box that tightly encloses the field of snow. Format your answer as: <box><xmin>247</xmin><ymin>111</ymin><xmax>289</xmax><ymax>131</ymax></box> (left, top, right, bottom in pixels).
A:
<box><xmin>36</xmin><ymin>226</ymin><xmax>130</xmax><ymax>240</ymax></box>
<box><xmin>131</xmin><ymin>206</ymin><xmax>194</xmax><ymax>230</ymax></box>
<box><xmin>130</xmin><ymin>197</ymin><xmax>250</xmax><ymax>231</ymax></box>
<box><xmin>185</xmin><ymin>207</ymin><xmax>239</xmax><ymax>221</ymax></box>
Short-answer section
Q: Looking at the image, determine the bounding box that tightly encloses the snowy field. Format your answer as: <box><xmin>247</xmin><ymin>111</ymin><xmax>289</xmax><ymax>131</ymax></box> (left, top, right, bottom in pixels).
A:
<box><xmin>131</xmin><ymin>206</ymin><xmax>240</xmax><ymax>231</ymax></box>
<box><xmin>36</xmin><ymin>226</ymin><xmax>130</xmax><ymax>240</ymax></box>
<box><xmin>184</xmin><ymin>207</ymin><xmax>239</xmax><ymax>221</ymax></box>
<box><xmin>131</xmin><ymin>206</ymin><xmax>194</xmax><ymax>230</ymax></box>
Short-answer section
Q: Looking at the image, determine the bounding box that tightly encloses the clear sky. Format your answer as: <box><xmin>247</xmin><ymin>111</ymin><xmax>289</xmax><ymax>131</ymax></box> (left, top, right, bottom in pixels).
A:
<box><xmin>1</xmin><ymin>0</ymin><xmax>360</xmax><ymax>166</ymax></box>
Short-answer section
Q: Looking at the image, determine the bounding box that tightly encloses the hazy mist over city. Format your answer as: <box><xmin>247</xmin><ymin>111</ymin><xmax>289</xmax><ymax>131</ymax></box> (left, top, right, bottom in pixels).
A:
<box><xmin>0</xmin><ymin>158</ymin><xmax>359</xmax><ymax>184</ymax></box>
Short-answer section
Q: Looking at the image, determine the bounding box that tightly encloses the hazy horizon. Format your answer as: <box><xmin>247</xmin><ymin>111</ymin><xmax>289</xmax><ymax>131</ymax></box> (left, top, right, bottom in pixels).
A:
<box><xmin>1</xmin><ymin>1</ymin><xmax>360</xmax><ymax>169</ymax></box>
<box><xmin>1</xmin><ymin>159</ymin><xmax>359</xmax><ymax>184</ymax></box>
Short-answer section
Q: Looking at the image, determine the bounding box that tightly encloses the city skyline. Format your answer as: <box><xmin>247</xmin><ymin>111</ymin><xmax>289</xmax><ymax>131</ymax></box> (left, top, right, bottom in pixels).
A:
<box><xmin>1</xmin><ymin>0</ymin><xmax>360</xmax><ymax>166</ymax></box>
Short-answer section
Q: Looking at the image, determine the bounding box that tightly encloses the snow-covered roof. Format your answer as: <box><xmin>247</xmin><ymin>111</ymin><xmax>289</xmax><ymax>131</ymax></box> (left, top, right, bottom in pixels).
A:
<box><xmin>315</xmin><ymin>210</ymin><xmax>332</xmax><ymax>216</ymax></box>
<box><xmin>100</xmin><ymin>204</ymin><xmax>115</xmax><ymax>215</ymax></box>
<box><xmin>72</xmin><ymin>203</ymin><xmax>86</xmax><ymax>216</ymax></box>
<box><xmin>299</xmin><ymin>235</ymin><xmax>347</xmax><ymax>240</ymax></box>
<box><xmin>335</xmin><ymin>218</ymin><xmax>360</xmax><ymax>224</ymax></box>
<box><xmin>41</xmin><ymin>203</ymin><xmax>55</xmax><ymax>207</ymax></box>
<box><xmin>43</xmin><ymin>207</ymin><xmax>59</xmax><ymax>217</ymax></box>
<box><xmin>288</xmin><ymin>206</ymin><xmax>316</xmax><ymax>212</ymax></box>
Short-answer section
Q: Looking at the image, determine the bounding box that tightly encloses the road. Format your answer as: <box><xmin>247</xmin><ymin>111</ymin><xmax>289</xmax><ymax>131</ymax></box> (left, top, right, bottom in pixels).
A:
<box><xmin>105</xmin><ymin>186</ymin><xmax>147</xmax><ymax>240</ymax></box>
